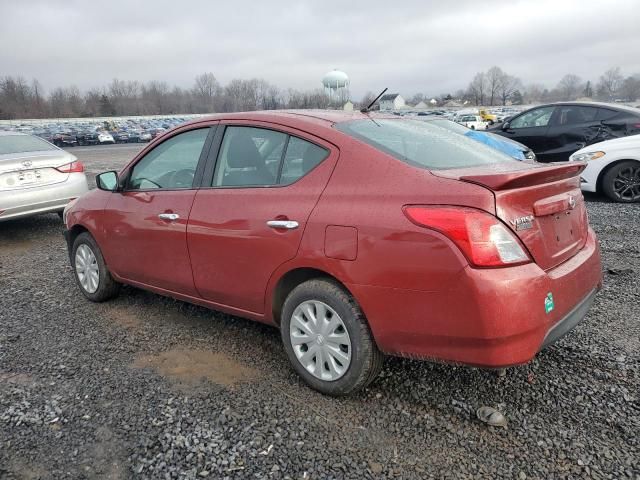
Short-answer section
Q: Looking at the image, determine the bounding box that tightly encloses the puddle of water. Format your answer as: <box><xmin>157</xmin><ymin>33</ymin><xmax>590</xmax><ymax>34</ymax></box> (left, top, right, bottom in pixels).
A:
<box><xmin>133</xmin><ymin>348</ymin><xmax>256</xmax><ymax>387</ymax></box>
<box><xmin>0</xmin><ymin>237</ymin><xmax>34</xmax><ymax>255</ymax></box>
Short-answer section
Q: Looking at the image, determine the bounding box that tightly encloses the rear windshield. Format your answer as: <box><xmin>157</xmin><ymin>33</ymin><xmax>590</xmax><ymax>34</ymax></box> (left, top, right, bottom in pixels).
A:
<box><xmin>336</xmin><ymin>119</ymin><xmax>517</xmax><ymax>170</ymax></box>
<box><xmin>0</xmin><ymin>134</ymin><xmax>57</xmax><ymax>155</ymax></box>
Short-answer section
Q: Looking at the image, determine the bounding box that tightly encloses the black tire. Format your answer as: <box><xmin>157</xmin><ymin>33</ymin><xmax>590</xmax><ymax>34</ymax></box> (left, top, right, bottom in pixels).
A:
<box><xmin>71</xmin><ymin>232</ymin><xmax>120</xmax><ymax>302</ymax></box>
<box><xmin>280</xmin><ymin>278</ymin><xmax>384</xmax><ymax>396</ymax></box>
<box><xmin>602</xmin><ymin>160</ymin><xmax>640</xmax><ymax>203</ymax></box>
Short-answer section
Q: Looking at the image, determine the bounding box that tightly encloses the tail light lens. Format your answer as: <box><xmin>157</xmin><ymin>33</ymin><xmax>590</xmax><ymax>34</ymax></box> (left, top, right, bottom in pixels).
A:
<box><xmin>56</xmin><ymin>161</ymin><xmax>84</xmax><ymax>173</ymax></box>
<box><xmin>403</xmin><ymin>206</ymin><xmax>531</xmax><ymax>268</ymax></box>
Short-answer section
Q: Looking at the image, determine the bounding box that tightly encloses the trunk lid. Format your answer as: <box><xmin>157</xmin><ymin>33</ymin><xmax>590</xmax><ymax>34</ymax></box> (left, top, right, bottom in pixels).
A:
<box><xmin>433</xmin><ymin>162</ymin><xmax>589</xmax><ymax>271</ymax></box>
<box><xmin>0</xmin><ymin>151</ymin><xmax>75</xmax><ymax>191</ymax></box>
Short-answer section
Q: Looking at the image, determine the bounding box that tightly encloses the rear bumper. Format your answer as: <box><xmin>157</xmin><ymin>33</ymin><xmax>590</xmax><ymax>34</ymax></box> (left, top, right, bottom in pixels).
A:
<box><xmin>540</xmin><ymin>288</ymin><xmax>597</xmax><ymax>350</ymax></box>
<box><xmin>0</xmin><ymin>173</ymin><xmax>88</xmax><ymax>222</ymax></box>
<box><xmin>349</xmin><ymin>228</ymin><xmax>602</xmax><ymax>368</ymax></box>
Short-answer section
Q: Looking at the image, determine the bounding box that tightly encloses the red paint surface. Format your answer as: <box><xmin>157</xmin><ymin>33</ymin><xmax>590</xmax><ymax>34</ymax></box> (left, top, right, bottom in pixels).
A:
<box><xmin>324</xmin><ymin>226</ymin><xmax>358</xmax><ymax>261</ymax></box>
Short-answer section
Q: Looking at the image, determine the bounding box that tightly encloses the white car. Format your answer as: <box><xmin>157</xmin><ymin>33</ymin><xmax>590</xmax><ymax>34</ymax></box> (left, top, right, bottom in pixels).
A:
<box><xmin>0</xmin><ymin>132</ymin><xmax>89</xmax><ymax>221</ymax></box>
<box><xmin>570</xmin><ymin>135</ymin><xmax>640</xmax><ymax>202</ymax></box>
<box><xmin>97</xmin><ymin>132</ymin><xmax>115</xmax><ymax>144</ymax></box>
<box><xmin>456</xmin><ymin>115</ymin><xmax>488</xmax><ymax>130</ymax></box>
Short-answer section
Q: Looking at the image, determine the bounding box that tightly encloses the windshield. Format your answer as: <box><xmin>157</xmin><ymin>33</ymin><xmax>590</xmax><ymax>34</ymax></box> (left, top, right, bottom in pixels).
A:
<box><xmin>420</xmin><ymin>118</ymin><xmax>470</xmax><ymax>135</ymax></box>
<box><xmin>336</xmin><ymin>119</ymin><xmax>517</xmax><ymax>170</ymax></box>
<box><xmin>0</xmin><ymin>134</ymin><xmax>58</xmax><ymax>155</ymax></box>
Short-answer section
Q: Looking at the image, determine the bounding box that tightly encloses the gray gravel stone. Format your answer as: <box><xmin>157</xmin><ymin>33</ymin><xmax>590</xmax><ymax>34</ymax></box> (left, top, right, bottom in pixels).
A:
<box><xmin>0</xmin><ymin>151</ymin><xmax>638</xmax><ymax>478</ymax></box>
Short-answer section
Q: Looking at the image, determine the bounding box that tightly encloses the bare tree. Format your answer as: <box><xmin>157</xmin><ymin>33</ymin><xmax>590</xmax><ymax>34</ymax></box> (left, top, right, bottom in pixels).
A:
<box><xmin>620</xmin><ymin>75</ymin><xmax>640</xmax><ymax>101</ymax></box>
<box><xmin>192</xmin><ymin>72</ymin><xmax>220</xmax><ymax>112</ymax></box>
<box><xmin>498</xmin><ymin>74</ymin><xmax>522</xmax><ymax>105</ymax></box>
<box><xmin>597</xmin><ymin>67</ymin><xmax>624</xmax><ymax>100</ymax></box>
<box><xmin>467</xmin><ymin>72</ymin><xmax>486</xmax><ymax>106</ymax></box>
<box><xmin>486</xmin><ymin>66</ymin><xmax>505</xmax><ymax>106</ymax></box>
<box><xmin>557</xmin><ymin>74</ymin><xmax>583</xmax><ymax>101</ymax></box>
<box><xmin>523</xmin><ymin>83</ymin><xmax>544</xmax><ymax>104</ymax></box>
<box><xmin>359</xmin><ymin>91</ymin><xmax>377</xmax><ymax>109</ymax></box>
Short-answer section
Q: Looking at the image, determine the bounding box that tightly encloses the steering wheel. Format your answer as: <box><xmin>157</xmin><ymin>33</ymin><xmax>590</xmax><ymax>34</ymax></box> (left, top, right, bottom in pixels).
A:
<box><xmin>169</xmin><ymin>169</ymin><xmax>195</xmax><ymax>188</ymax></box>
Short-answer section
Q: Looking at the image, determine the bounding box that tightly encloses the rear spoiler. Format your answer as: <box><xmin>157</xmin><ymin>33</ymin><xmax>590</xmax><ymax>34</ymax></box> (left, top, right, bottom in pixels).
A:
<box><xmin>458</xmin><ymin>163</ymin><xmax>586</xmax><ymax>191</ymax></box>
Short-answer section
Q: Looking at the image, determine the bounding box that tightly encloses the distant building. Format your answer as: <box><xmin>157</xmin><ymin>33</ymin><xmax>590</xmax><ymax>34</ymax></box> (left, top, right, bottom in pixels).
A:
<box><xmin>343</xmin><ymin>100</ymin><xmax>354</xmax><ymax>112</ymax></box>
<box><xmin>379</xmin><ymin>93</ymin><xmax>405</xmax><ymax>111</ymax></box>
<box><xmin>414</xmin><ymin>100</ymin><xmax>428</xmax><ymax>109</ymax></box>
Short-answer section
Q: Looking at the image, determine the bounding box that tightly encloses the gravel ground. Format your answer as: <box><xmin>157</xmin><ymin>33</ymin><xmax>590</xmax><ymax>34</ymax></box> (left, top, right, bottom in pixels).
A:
<box><xmin>0</xmin><ymin>146</ymin><xmax>638</xmax><ymax>479</ymax></box>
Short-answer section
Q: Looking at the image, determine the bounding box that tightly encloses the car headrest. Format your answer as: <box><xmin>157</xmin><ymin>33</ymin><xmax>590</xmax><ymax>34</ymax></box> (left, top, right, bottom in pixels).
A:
<box><xmin>227</xmin><ymin>132</ymin><xmax>263</xmax><ymax>169</ymax></box>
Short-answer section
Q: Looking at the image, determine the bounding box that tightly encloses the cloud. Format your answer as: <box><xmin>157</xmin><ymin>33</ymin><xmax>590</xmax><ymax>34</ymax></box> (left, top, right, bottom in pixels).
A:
<box><xmin>1</xmin><ymin>0</ymin><xmax>639</xmax><ymax>98</ymax></box>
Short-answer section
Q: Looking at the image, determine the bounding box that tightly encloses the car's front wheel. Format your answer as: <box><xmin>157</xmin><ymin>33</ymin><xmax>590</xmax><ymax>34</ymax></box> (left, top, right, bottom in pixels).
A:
<box><xmin>71</xmin><ymin>232</ymin><xmax>120</xmax><ymax>302</ymax></box>
<box><xmin>602</xmin><ymin>160</ymin><xmax>640</xmax><ymax>203</ymax></box>
<box><xmin>280</xmin><ymin>279</ymin><xmax>383</xmax><ymax>396</ymax></box>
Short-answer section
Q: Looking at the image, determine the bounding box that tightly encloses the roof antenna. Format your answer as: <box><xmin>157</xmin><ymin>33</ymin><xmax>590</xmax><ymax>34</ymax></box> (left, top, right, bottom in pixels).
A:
<box><xmin>361</xmin><ymin>87</ymin><xmax>388</xmax><ymax>113</ymax></box>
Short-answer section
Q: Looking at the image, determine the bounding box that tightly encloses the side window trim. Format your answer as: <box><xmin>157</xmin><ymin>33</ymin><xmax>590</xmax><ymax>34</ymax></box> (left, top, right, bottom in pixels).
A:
<box><xmin>200</xmin><ymin>125</ymin><xmax>225</xmax><ymax>188</ymax></box>
<box><xmin>123</xmin><ymin>125</ymin><xmax>216</xmax><ymax>192</ymax></box>
<box><xmin>275</xmin><ymin>135</ymin><xmax>291</xmax><ymax>184</ymax></box>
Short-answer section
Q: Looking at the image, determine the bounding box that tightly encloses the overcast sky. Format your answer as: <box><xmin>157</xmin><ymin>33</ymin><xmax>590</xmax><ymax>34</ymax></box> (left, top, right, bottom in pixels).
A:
<box><xmin>1</xmin><ymin>0</ymin><xmax>639</xmax><ymax>98</ymax></box>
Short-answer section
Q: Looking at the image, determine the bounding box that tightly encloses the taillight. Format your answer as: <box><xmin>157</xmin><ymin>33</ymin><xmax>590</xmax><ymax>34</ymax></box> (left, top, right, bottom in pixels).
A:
<box><xmin>403</xmin><ymin>206</ymin><xmax>531</xmax><ymax>268</ymax></box>
<box><xmin>56</xmin><ymin>161</ymin><xmax>84</xmax><ymax>173</ymax></box>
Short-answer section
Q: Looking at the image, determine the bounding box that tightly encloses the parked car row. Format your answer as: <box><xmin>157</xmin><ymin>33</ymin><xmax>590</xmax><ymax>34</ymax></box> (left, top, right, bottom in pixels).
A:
<box><xmin>0</xmin><ymin>116</ymin><xmax>193</xmax><ymax>148</ymax></box>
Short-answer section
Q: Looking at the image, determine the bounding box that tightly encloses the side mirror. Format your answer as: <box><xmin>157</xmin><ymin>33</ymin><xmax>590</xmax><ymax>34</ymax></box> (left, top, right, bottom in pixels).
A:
<box><xmin>96</xmin><ymin>171</ymin><xmax>119</xmax><ymax>191</ymax></box>
<box><xmin>502</xmin><ymin>121</ymin><xmax>511</xmax><ymax>130</ymax></box>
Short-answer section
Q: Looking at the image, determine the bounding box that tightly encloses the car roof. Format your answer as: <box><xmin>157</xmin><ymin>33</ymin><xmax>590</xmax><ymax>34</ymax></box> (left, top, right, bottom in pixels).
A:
<box><xmin>182</xmin><ymin>110</ymin><xmax>399</xmax><ymax>130</ymax></box>
<box><xmin>536</xmin><ymin>101</ymin><xmax>640</xmax><ymax>115</ymax></box>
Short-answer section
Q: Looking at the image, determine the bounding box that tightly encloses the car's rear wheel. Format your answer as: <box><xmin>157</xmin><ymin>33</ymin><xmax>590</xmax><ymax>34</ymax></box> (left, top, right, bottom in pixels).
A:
<box><xmin>71</xmin><ymin>232</ymin><xmax>120</xmax><ymax>302</ymax></box>
<box><xmin>280</xmin><ymin>279</ymin><xmax>383</xmax><ymax>396</ymax></box>
<box><xmin>602</xmin><ymin>160</ymin><xmax>640</xmax><ymax>203</ymax></box>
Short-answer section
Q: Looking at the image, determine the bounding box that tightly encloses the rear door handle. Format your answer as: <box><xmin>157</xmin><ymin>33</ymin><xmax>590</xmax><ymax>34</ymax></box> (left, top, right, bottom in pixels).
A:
<box><xmin>267</xmin><ymin>220</ymin><xmax>299</xmax><ymax>230</ymax></box>
<box><xmin>158</xmin><ymin>213</ymin><xmax>180</xmax><ymax>221</ymax></box>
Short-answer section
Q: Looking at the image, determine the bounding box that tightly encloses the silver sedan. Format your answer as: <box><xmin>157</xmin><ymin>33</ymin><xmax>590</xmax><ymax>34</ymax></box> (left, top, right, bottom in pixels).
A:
<box><xmin>0</xmin><ymin>132</ymin><xmax>89</xmax><ymax>221</ymax></box>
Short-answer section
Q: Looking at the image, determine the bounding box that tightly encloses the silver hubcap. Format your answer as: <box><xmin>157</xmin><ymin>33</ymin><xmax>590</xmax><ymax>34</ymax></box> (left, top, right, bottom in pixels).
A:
<box><xmin>289</xmin><ymin>300</ymin><xmax>351</xmax><ymax>381</ymax></box>
<box><xmin>75</xmin><ymin>244</ymin><xmax>99</xmax><ymax>293</ymax></box>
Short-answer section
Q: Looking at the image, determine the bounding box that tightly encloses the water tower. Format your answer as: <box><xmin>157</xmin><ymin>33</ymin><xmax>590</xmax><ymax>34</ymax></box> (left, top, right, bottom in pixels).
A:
<box><xmin>322</xmin><ymin>69</ymin><xmax>350</xmax><ymax>104</ymax></box>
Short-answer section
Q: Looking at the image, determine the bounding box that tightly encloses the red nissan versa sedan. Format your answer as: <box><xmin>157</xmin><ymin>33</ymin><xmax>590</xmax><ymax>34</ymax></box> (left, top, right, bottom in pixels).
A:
<box><xmin>63</xmin><ymin>111</ymin><xmax>602</xmax><ymax>395</ymax></box>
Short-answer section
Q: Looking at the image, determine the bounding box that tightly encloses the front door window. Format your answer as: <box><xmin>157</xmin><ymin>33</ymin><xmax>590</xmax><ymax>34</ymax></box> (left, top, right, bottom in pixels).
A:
<box><xmin>128</xmin><ymin>128</ymin><xmax>209</xmax><ymax>190</ymax></box>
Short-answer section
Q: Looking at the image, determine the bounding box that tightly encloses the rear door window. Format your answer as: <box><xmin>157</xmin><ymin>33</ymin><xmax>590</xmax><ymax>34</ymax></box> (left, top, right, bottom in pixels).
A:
<box><xmin>279</xmin><ymin>137</ymin><xmax>328</xmax><ymax>185</ymax></box>
<box><xmin>212</xmin><ymin>126</ymin><xmax>329</xmax><ymax>187</ymax></box>
<box><xmin>596</xmin><ymin>108</ymin><xmax>620</xmax><ymax>121</ymax></box>
<box><xmin>336</xmin><ymin>119</ymin><xmax>517</xmax><ymax>170</ymax></box>
<box><xmin>553</xmin><ymin>106</ymin><xmax>598</xmax><ymax>126</ymax></box>
<box><xmin>213</xmin><ymin>126</ymin><xmax>286</xmax><ymax>187</ymax></box>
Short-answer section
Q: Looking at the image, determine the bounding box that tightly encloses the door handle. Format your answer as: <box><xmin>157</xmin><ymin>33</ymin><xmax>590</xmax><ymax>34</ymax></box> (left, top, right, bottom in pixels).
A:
<box><xmin>267</xmin><ymin>220</ymin><xmax>299</xmax><ymax>230</ymax></box>
<box><xmin>158</xmin><ymin>213</ymin><xmax>180</xmax><ymax>221</ymax></box>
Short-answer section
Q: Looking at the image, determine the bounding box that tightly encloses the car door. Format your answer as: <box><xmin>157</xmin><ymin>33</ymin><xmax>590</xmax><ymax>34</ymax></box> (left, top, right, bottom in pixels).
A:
<box><xmin>100</xmin><ymin>126</ymin><xmax>214</xmax><ymax>295</ymax></box>
<box><xmin>498</xmin><ymin>106</ymin><xmax>556</xmax><ymax>161</ymax></box>
<box><xmin>544</xmin><ymin>105</ymin><xmax>600</xmax><ymax>162</ymax></box>
<box><xmin>187</xmin><ymin>123</ymin><xmax>338</xmax><ymax>315</ymax></box>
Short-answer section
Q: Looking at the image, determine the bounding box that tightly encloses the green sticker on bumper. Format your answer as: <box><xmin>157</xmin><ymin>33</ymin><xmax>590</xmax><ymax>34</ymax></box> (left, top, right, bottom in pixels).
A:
<box><xmin>545</xmin><ymin>292</ymin><xmax>555</xmax><ymax>314</ymax></box>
